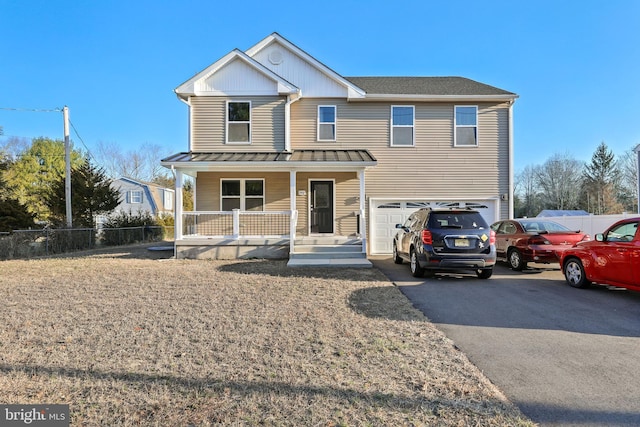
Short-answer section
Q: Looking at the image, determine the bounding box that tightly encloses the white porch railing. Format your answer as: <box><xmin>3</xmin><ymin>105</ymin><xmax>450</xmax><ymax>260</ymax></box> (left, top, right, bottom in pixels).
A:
<box><xmin>183</xmin><ymin>210</ymin><xmax>292</xmax><ymax>239</ymax></box>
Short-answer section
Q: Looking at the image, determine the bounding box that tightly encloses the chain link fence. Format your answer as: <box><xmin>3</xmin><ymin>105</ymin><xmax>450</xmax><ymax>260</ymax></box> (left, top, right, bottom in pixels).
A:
<box><xmin>0</xmin><ymin>226</ymin><xmax>174</xmax><ymax>260</ymax></box>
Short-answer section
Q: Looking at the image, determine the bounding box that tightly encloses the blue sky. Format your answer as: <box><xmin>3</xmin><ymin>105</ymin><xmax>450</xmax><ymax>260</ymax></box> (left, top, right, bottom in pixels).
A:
<box><xmin>1</xmin><ymin>0</ymin><xmax>639</xmax><ymax>171</ymax></box>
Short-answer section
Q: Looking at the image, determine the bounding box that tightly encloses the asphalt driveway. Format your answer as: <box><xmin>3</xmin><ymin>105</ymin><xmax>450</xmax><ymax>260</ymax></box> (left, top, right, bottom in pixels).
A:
<box><xmin>371</xmin><ymin>256</ymin><xmax>640</xmax><ymax>427</ymax></box>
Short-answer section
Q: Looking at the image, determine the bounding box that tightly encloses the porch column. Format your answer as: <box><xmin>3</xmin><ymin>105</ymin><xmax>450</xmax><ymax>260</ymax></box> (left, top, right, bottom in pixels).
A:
<box><xmin>358</xmin><ymin>169</ymin><xmax>366</xmax><ymax>253</ymax></box>
<box><xmin>289</xmin><ymin>170</ymin><xmax>297</xmax><ymax>253</ymax></box>
<box><xmin>175</xmin><ymin>170</ymin><xmax>183</xmax><ymax>240</ymax></box>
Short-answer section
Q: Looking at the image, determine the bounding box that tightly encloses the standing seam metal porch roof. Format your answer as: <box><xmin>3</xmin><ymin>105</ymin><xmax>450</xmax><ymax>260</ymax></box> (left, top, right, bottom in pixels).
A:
<box><xmin>161</xmin><ymin>149</ymin><xmax>377</xmax><ymax>165</ymax></box>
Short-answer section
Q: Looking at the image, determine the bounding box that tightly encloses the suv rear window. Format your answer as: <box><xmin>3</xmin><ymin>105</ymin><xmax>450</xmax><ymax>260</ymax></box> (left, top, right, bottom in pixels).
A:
<box><xmin>429</xmin><ymin>212</ymin><xmax>488</xmax><ymax>229</ymax></box>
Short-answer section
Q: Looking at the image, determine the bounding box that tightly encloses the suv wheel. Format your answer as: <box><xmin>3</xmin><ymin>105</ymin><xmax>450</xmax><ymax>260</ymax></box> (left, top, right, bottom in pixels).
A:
<box><xmin>410</xmin><ymin>249</ymin><xmax>425</xmax><ymax>278</ymax></box>
<box><xmin>476</xmin><ymin>268</ymin><xmax>493</xmax><ymax>279</ymax></box>
<box><xmin>393</xmin><ymin>243</ymin><xmax>403</xmax><ymax>264</ymax></box>
<box><xmin>508</xmin><ymin>248</ymin><xmax>527</xmax><ymax>271</ymax></box>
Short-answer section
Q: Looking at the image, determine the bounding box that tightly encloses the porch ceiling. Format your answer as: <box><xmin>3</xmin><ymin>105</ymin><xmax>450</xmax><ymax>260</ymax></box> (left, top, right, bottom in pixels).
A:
<box><xmin>161</xmin><ymin>149</ymin><xmax>377</xmax><ymax>174</ymax></box>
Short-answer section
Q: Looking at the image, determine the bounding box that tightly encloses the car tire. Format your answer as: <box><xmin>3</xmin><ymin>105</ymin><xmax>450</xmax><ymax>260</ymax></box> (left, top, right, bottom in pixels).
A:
<box><xmin>564</xmin><ymin>258</ymin><xmax>591</xmax><ymax>288</ymax></box>
<box><xmin>410</xmin><ymin>249</ymin><xmax>424</xmax><ymax>278</ymax></box>
<box><xmin>508</xmin><ymin>248</ymin><xmax>527</xmax><ymax>271</ymax></box>
<box><xmin>476</xmin><ymin>268</ymin><xmax>493</xmax><ymax>279</ymax></box>
<box><xmin>393</xmin><ymin>243</ymin><xmax>403</xmax><ymax>264</ymax></box>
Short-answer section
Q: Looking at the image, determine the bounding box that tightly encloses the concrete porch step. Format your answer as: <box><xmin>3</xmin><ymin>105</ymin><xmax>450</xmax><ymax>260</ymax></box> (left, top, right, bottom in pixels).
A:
<box><xmin>287</xmin><ymin>257</ymin><xmax>372</xmax><ymax>268</ymax></box>
<box><xmin>288</xmin><ymin>239</ymin><xmax>371</xmax><ymax>268</ymax></box>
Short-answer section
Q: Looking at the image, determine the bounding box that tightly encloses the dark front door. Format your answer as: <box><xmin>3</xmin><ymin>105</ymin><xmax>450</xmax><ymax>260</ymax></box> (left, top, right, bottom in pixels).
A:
<box><xmin>310</xmin><ymin>181</ymin><xmax>333</xmax><ymax>234</ymax></box>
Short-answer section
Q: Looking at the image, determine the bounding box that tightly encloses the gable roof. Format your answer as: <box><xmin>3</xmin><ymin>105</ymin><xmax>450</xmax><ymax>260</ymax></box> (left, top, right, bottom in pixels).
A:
<box><xmin>345</xmin><ymin>77</ymin><xmax>517</xmax><ymax>101</ymax></box>
<box><xmin>175</xmin><ymin>48</ymin><xmax>299</xmax><ymax>99</ymax></box>
<box><xmin>245</xmin><ymin>32</ymin><xmax>366</xmax><ymax>99</ymax></box>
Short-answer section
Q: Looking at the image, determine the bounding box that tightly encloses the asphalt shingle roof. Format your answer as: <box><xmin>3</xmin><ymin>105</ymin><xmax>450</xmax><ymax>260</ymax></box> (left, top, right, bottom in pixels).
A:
<box><xmin>345</xmin><ymin>76</ymin><xmax>515</xmax><ymax>96</ymax></box>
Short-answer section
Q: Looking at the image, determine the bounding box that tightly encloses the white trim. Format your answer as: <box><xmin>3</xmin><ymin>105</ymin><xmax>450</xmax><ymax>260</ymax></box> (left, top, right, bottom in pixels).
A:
<box><xmin>220</xmin><ymin>178</ymin><xmax>265</xmax><ymax>211</ymax></box>
<box><xmin>390</xmin><ymin>105</ymin><xmax>415</xmax><ymax>147</ymax></box>
<box><xmin>308</xmin><ymin>179</ymin><xmax>336</xmax><ymax>235</ymax></box>
<box><xmin>226</xmin><ymin>100</ymin><xmax>252</xmax><ymax>144</ymax></box>
<box><xmin>454</xmin><ymin>105</ymin><xmax>478</xmax><ymax>147</ymax></box>
<box><xmin>350</xmin><ymin>94</ymin><xmax>518</xmax><ymax>102</ymax></box>
<box><xmin>317</xmin><ymin>105</ymin><xmax>336</xmax><ymax>141</ymax></box>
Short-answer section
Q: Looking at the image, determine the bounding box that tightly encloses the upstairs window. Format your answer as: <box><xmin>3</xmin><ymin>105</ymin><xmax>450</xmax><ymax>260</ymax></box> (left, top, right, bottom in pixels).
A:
<box><xmin>318</xmin><ymin>105</ymin><xmax>336</xmax><ymax>141</ymax></box>
<box><xmin>221</xmin><ymin>179</ymin><xmax>264</xmax><ymax>211</ymax></box>
<box><xmin>391</xmin><ymin>106</ymin><xmax>414</xmax><ymax>146</ymax></box>
<box><xmin>454</xmin><ymin>106</ymin><xmax>478</xmax><ymax>146</ymax></box>
<box><xmin>227</xmin><ymin>101</ymin><xmax>251</xmax><ymax>144</ymax></box>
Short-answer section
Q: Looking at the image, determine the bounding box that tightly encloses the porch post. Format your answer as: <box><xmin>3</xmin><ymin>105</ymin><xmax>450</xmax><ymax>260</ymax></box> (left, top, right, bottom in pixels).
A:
<box><xmin>290</xmin><ymin>170</ymin><xmax>297</xmax><ymax>253</ymax></box>
<box><xmin>175</xmin><ymin>170</ymin><xmax>183</xmax><ymax>240</ymax></box>
<box><xmin>358</xmin><ymin>169</ymin><xmax>366</xmax><ymax>254</ymax></box>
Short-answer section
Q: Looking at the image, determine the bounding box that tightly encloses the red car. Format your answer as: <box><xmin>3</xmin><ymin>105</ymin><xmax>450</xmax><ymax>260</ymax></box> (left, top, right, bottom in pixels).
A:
<box><xmin>491</xmin><ymin>219</ymin><xmax>590</xmax><ymax>270</ymax></box>
<box><xmin>560</xmin><ymin>217</ymin><xmax>640</xmax><ymax>291</ymax></box>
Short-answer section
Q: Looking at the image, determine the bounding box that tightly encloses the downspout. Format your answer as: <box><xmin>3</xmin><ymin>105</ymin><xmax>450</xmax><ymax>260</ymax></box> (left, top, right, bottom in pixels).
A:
<box><xmin>508</xmin><ymin>100</ymin><xmax>515</xmax><ymax>219</ymax></box>
<box><xmin>284</xmin><ymin>92</ymin><xmax>301</xmax><ymax>152</ymax></box>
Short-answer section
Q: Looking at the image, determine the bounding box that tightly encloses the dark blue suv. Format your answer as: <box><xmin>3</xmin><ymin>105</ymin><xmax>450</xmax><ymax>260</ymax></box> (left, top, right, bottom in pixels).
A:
<box><xmin>393</xmin><ymin>208</ymin><xmax>496</xmax><ymax>279</ymax></box>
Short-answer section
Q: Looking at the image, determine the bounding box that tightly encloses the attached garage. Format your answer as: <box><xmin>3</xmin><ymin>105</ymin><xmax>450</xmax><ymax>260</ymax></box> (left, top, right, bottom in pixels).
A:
<box><xmin>369</xmin><ymin>199</ymin><xmax>499</xmax><ymax>254</ymax></box>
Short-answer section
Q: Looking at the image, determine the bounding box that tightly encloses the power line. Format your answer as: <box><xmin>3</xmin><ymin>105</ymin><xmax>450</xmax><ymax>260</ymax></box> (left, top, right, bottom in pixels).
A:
<box><xmin>0</xmin><ymin>107</ymin><xmax>62</xmax><ymax>113</ymax></box>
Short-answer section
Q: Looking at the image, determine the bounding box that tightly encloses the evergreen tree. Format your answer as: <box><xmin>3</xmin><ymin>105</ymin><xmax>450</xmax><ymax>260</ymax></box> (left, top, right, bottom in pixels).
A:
<box><xmin>0</xmin><ymin>154</ymin><xmax>36</xmax><ymax>231</ymax></box>
<box><xmin>3</xmin><ymin>137</ymin><xmax>84</xmax><ymax>221</ymax></box>
<box><xmin>47</xmin><ymin>160</ymin><xmax>121</xmax><ymax>228</ymax></box>
<box><xmin>582</xmin><ymin>142</ymin><xmax>622</xmax><ymax>214</ymax></box>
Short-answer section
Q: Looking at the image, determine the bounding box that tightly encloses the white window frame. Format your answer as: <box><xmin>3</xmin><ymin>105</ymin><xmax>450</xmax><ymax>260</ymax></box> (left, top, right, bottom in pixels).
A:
<box><xmin>163</xmin><ymin>190</ymin><xmax>173</xmax><ymax>211</ymax></box>
<box><xmin>454</xmin><ymin>105</ymin><xmax>478</xmax><ymax>147</ymax></box>
<box><xmin>317</xmin><ymin>105</ymin><xmax>336</xmax><ymax>141</ymax></box>
<box><xmin>390</xmin><ymin>105</ymin><xmax>415</xmax><ymax>147</ymax></box>
<box><xmin>226</xmin><ymin>100</ymin><xmax>251</xmax><ymax>144</ymax></box>
<box><xmin>130</xmin><ymin>190</ymin><xmax>143</xmax><ymax>204</ymax></box>
<box><xmin>220</xmin><ymin>178</ymin><xmax>265</xmax><ymax>211</ymax></box>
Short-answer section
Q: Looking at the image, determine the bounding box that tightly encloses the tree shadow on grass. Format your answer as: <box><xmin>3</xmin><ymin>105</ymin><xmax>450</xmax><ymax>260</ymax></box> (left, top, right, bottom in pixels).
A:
<box><xmin>0</xmin><ymin>363</ymin><xmax>520</xmax><ymax>423</ymax></box>
<box><xmin>217</xmin><ymin>259</ymin><xmax>389</xmax><ymax>282</ymax></box>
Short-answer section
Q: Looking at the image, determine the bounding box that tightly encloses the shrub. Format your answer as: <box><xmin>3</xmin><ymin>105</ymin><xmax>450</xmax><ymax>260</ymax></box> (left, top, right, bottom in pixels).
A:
<box><xmin>101</xmin><ymin>211</ymin><xmax>162</xmax><ymax>246</ymax></box>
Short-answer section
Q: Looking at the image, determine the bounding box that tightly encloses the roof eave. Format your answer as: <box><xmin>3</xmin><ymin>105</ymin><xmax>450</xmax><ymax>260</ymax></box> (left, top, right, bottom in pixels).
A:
<box><xmin>350</xmin><ymin>94</ymin><xmax>519</xmax><ymax>102</ymax></box>
<box><xmin>160</xmin><ymin>160</ymin><xmax>377</xmax><ymax>171</ymax></box>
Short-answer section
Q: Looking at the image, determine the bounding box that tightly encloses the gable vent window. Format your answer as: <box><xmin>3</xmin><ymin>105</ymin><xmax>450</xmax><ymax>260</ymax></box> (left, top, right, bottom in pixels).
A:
<box><xmin>227</xmin><ymin>101</ymin><xmax>251</xmax><ymax>144</ymax></box>
<box><xmin>318</xmin><ymin>105</ymin><xmax>336</xmax><ymax>141</ymax></box>
<box><xmin>391</xmin><ymin>105</ymin><xmax>414</xmax><ymax>146</ymax></box>
<box><xmin>454</xmin><ymin>105</ymin><xmax>478</xmax><ymax>147</ymax></box>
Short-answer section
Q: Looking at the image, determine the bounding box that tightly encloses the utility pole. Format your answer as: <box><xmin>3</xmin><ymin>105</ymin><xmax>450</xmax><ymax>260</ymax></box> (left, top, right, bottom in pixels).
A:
<box><xmin>63</xmin><ymin>106</ymin><xmax>72</xmax><ymax>227</ymax></box>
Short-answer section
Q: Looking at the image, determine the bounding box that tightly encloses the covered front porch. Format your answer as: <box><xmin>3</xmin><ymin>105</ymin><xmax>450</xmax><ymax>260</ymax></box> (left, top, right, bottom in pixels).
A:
<box><xmin>161</xmin><ymin>150</ymin><xmax>377</xmax><ymax>266</ymax></box>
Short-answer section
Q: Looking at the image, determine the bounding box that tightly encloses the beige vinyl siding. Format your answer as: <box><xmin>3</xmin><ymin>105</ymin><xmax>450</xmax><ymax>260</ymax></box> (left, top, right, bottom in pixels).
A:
<box><xmin>190</xmin><ymin>96</ymin><xmax>286</xmax><ymax>152</ymax></box>
<box><xmin>195</xmin><ymin>172</ymin><xmax>290</xmax><ymax>211</ymax></box>
<box><xmin>294</xmin><ymin>172</ymin><xmax>359</xmax><ymax>236</ymax></box>
<box><xmin>290</xmin><ymin>99</ymin><xmax>511</xmax><ymax>219</ymax></box>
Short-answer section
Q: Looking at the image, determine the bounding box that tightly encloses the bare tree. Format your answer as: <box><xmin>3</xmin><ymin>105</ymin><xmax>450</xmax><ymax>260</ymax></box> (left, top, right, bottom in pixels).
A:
<box><xmin>514</xmin><ymin>165</ymin><xmax>543</xmax><ymax>217</ymax></box>
<box><xmin>93</xmin><ymin>141</ymin><xmax>172</xmax><ymax>183</ymax></box>
<box><xmin>618</xmin><ymin>147</ymin><xmax>639</xmax><ymax>212</ymax></box>
<box><xmin>535</xmin><ymin>152</ymin><xmax>584</xmax><ymax>210</ymax></box>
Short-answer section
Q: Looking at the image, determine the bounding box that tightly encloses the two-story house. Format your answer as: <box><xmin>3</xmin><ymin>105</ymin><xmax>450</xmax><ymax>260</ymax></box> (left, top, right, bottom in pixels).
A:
<box><xmin>161</xmin><ymin>33</ymin><xmax>517</xmax><ymax>264</ymax></box>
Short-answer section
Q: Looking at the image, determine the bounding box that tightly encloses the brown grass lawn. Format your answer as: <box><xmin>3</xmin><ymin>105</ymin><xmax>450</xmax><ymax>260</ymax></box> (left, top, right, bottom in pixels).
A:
<box><xmin>0</xmin><ymin>245</ymin><xmax>534</xmax><ymax>426</ymax></box>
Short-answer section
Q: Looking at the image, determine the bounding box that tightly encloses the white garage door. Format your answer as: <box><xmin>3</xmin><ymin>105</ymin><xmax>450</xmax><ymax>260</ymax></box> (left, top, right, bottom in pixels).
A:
<box><xmin>370</xmin><ymin>200</ymin><xmax>497</xmax><ymax>254</ymax></box>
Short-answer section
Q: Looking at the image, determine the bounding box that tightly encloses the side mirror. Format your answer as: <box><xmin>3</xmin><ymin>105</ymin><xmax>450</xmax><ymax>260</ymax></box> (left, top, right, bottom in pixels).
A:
<box><xmin>595</xmin><ymin>233</ymin><xmax>604</xmax><ymax>242</ymax></box>
<box><xmin>395</xmin><ymin>224</ymin><xmax>403</xmax><ymax>229</ymax></box>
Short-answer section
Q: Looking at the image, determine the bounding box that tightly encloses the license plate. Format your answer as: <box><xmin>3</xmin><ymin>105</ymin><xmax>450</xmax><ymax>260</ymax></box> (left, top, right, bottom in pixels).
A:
<box><xmin>454</xmin><ymin>238</ymin><xmax>470</xmax><ymax>247</ymax></box>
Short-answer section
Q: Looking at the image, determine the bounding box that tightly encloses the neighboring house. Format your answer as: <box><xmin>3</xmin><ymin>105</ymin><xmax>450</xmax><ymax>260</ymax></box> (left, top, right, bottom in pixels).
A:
<box><xmin>161</xmin><ymin>33</ymin><xmax>517</xmax><ymax>262</ymax></box>
<box><xmin>112</xmin><ymin>177</ymin><xmax>175</xmax><ymax>217</ymax></box>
